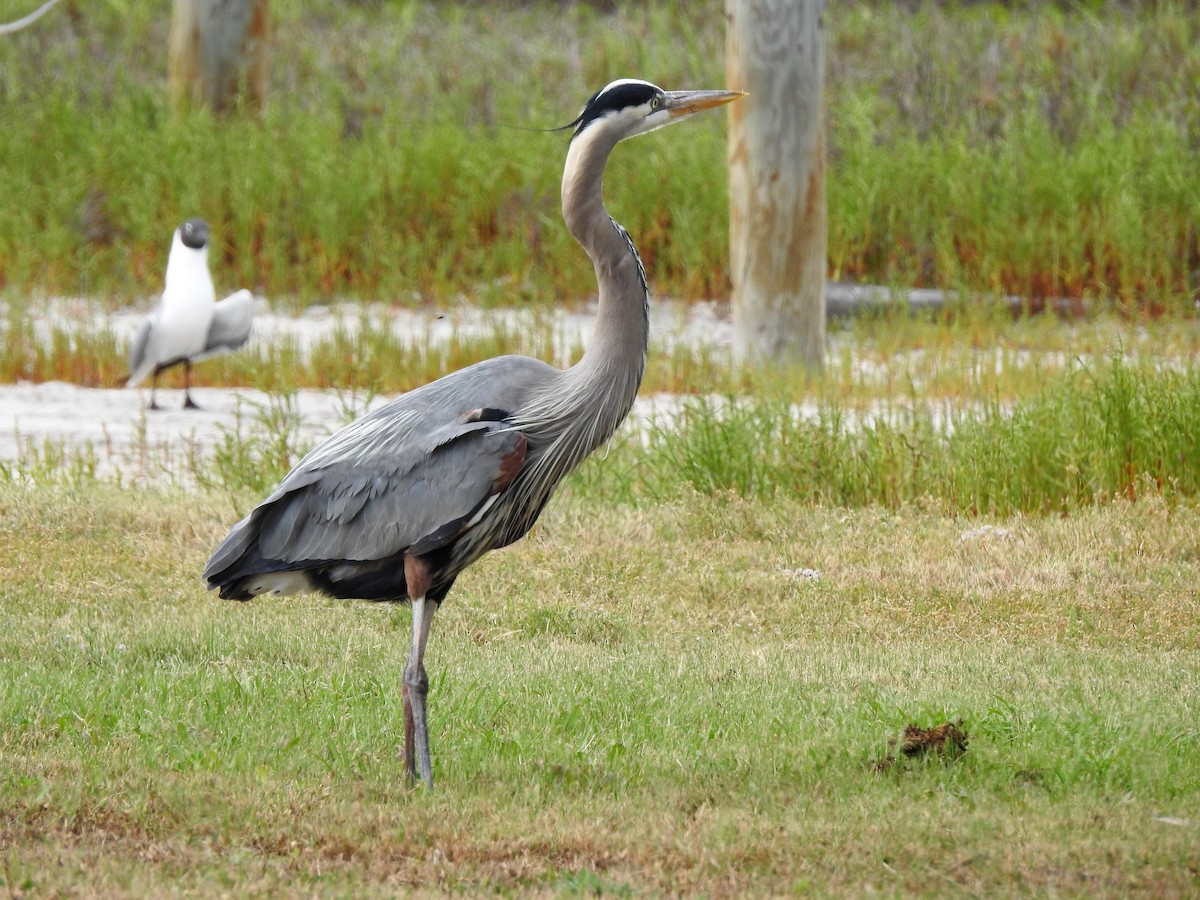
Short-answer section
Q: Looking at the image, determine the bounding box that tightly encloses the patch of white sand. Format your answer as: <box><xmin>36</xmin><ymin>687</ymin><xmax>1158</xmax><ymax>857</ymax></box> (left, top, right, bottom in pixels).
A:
<box><xmin>0</xmin><ymin>298</ymin><xmax>736</xmax><ymax>486</ymax></box>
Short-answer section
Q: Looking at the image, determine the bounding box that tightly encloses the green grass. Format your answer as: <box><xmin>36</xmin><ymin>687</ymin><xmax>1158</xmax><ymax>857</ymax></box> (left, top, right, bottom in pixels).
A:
<box><xmin>592</xmin><ymin>352</ymin><xmax>1200</xmax><ymax>516</ymax></box>
<box><xmin>2</xmin><ymin>344</ymin><xmax>1197</xmax><ymax>894</ymax></box>
<box><xmin>828</xmin><ymin>2</ymin><xmax>1200</xmax><ymax>306</ymax></box>
<box><xmin>2</xmin><ymin>1</ymin><xmax>1199</xmax><ymax>892</ymax></box>
<box><xmin>0</xmin><ymin>483</ymin><xmax>1197</xmax><ymax>895</ymax></box>
<box><xmin>4</xmin><ymin>319</ymin><xmax>1199</xmax><ymax>521</ymax></box>
<box><xmin>6</xmin><ymin>289</ymin><xmax>1200</xmax><ymax>403</ymax></box>
<box><xmin>0</xmin><ymin>1</ymin><xmax>1197</xmax><ymax>308</ymax></box>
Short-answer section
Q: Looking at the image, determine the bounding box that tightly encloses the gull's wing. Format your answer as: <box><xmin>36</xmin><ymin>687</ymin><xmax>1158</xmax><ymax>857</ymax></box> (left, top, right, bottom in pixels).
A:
<box><xmin>125</xmin><ymin>305</ymin><xmax>161</xmax><ymax>387</ymax></box>
<box><xmin>195</xmin><ymin>289</ymin><xmax>254</xmax><ymax>361</ymax></box>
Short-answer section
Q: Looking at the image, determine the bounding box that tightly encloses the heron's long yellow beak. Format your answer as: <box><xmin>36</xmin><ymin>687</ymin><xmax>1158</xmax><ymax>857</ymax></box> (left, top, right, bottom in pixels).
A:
<box><xmin>663</xmin><ymin>89</ymin><xmax>747</xmax><ymax>118</ymax></box>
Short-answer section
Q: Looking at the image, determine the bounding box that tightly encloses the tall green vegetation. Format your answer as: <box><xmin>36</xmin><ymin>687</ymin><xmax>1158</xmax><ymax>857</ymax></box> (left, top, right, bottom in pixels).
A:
<box><xmin>0</xmin><ymin>1</ymin><xmax>1195</xmax><ymax>309</ymax></box>
<box><xmin>592</xmin><ymin>354</ymin><xmax>1200</xmax><ymax>516</ymax></box>
<box><xmin>829</xmin><ymin>2</ymin><xmax>1200</xmax><ymax>306</ymax></box>
<box><xmin>5</xmin><ymin>347</ymin><xmax>1196</xmax><ymax>523</ymax></box>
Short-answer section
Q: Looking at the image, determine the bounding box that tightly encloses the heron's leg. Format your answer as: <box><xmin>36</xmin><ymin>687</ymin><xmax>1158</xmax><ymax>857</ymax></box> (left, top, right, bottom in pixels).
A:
<box><xmin>402</xmin><ymin>593</ymin><xmax>436</xmax><ymax>787</ymax></box>
<box><xmin>182</xmin><ymin>361</ymin><xmax>200</xmax><ymax>409</ymax></box>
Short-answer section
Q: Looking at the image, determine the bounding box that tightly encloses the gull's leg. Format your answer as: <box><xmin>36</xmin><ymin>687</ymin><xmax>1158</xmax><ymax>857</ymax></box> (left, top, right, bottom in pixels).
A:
<box><xmin>148</xmin><ymin>371</ymin><xmax>161</xmax><ymax>411</ymax></box>
<box><xmin>183</xmin><ymin>360</ymin><xmax>200</xmax><ymax>409</ymax></box>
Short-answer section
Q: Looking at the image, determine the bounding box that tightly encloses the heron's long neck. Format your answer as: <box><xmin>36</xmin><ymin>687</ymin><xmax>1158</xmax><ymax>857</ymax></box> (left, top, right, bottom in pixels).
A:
<box><xmin>501</xmin><ymin>126</ymin><xmax>651</xmax><ymax>530</ymax></box>
<box><xmin>558</xmin><ymin>127</ymin><xmax>649</xmax><ymax>427</ymax></box>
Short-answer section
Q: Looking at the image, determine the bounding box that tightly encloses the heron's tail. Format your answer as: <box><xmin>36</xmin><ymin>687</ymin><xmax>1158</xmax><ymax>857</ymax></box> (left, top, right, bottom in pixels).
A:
<box><xmin>203</xmin><ymin>515</ymin><xmax>261</xmax><ymax>600</ymax></box>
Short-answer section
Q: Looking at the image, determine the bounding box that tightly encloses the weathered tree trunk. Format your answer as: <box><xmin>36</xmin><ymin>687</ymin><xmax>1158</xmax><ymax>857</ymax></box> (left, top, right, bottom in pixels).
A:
<box><xmin>726</xmin><ymin>0</ymin><xmax>827</xmax><ymax>372</ymax></box>
<box><xmin>168</xmin><ymin>0</ymin><xmax>269</xmax><ymax>116</ymax></box>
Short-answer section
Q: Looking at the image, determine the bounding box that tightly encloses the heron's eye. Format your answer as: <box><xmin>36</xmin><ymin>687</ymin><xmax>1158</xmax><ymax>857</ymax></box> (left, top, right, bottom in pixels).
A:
<box><xmin>650</xmin><ymin>96</ymin><xmax>661</xmax><ymax>110</ymax></box>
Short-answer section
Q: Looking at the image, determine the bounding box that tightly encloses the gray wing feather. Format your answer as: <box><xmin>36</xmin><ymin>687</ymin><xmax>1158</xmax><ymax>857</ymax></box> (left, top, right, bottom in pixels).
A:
<box><xmin>205</xmin><ymin>354</ymin><xmax>556</xmax><ymax>583</ymax></box>
<box><xmin>126</xmin><ymin>312</ymin><xmax>158</xmax><ymax>386</ymax></box>
<box><xmin>195</xmin><ymin>289</ymin><xmax>254</xmax><ymax>361</ymax></box>
<box><xmin>255</xmin><ymin>420</ymin><xmax>523</xmax><ymax>564</ymax></box>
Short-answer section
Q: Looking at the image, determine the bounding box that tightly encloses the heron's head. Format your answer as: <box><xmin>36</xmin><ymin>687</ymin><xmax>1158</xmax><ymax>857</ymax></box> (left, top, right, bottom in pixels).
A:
<box><xmin>567</xmin><ymin>79</ymin><xmax>745</xmax><ymax>144</ymax></box>
<box><xmin>178</xmin><ymin>218</ymin><xmax>211</xmax><ymax>251</ymax></box>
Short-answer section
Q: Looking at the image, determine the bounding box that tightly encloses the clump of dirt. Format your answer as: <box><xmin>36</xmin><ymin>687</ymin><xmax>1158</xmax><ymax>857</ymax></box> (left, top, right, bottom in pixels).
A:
<box><xmin>873</xmin><ymin>720</ymin><xmax>969</xmax><ymax>771</ymax></box>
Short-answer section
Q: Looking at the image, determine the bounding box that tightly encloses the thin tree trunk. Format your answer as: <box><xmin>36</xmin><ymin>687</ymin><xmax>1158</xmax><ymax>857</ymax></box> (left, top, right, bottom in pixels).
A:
<box><xmin>169</xmin><ymin>0</ymin><xmax>269</xmax><ymax>116</ymax></box>
<box><xmin>726</xmin><ymin>0</ymin><xmax>827</xmax><ymax>372</ymax></box>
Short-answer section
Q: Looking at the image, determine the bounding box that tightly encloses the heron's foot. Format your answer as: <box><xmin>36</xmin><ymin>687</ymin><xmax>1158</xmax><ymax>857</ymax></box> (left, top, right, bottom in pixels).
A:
<box><xmin>147</xmin><ymin>399</ymin><xmax>162</xmax><ymax>412</ymax></box>
<box><xmin>183</xmin><ymin>393</ymin><xmax>201</xmax><ymax>410</ymax></box>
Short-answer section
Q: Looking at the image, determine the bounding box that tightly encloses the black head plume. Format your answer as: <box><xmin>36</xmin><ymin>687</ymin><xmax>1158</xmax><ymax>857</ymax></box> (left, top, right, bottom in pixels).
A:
<box><xmin>558</xmin><ymin>79</ymin><xmax>663</xmax><ymax>138</ymax></box>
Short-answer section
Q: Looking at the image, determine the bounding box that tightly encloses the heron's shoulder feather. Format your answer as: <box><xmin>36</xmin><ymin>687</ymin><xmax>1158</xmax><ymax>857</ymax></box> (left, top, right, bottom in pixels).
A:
<box><xmin>290</xmin><ymin>354</ymin><xmax>555</xmax><ymax>472</ymax></box>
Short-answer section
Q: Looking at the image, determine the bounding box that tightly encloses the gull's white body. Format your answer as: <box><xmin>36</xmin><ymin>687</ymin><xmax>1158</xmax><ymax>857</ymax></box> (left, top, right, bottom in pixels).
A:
<box><xmin>127</xmin><ymin>226</ymin><xmax>216</xmax><ymax>388</ymax></box>
<box><xmin>126</xmin><ymin>219</ymin><xmax>254</xmax><ymax>409</ymax></box>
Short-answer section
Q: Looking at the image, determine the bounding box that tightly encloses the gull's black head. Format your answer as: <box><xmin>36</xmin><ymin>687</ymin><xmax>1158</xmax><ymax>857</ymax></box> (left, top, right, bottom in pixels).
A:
<box><xmin>563</xmin><ymin>79</ymin><xmax>746</xmax><ymax>144</ymax></box>
<box><xmin>179</xmin><ymin>218</ymin><xmax>210</xmax><ymax>251</ymax></box>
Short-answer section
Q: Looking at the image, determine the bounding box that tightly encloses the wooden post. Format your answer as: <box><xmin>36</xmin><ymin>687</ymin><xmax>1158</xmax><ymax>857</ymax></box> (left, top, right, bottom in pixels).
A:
<box><xmin>168</xmin><ymin>0</ymin><xmax>269</xmax><ymax>116</ymax></box>
<box><xmin>726</xmin><ymin>0</ymin><xmax>827</xmax><ymax>372</ymax></box>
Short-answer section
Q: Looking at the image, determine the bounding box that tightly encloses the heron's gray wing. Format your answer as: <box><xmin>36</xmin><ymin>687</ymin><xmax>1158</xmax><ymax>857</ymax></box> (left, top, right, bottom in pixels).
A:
<box><xmin>225</xmin><ymin>414</ymin><xmax>527</xmax><ymax>570</ymax></box>
<box><xmin>125</xmin><ymin>311</ymin><xmax>158</xmax><ymax>386</ymax></box>
<box><xmin>194</xmin><ymin>289</ymin><xmax>253</xmax><ymax>361</ymax></box>
<box><xmin>205</xmin><ymin>355</ymin><xmax>556</xmax><ymax>587</ymax></box>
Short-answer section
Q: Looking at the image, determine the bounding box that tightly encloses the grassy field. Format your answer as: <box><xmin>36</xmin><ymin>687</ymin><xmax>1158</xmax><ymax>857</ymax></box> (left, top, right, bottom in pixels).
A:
<box><xmin>0</xmin><ymin>0</ymin><xmax>1197</xmax><ymax>309</ymax></box>
<box><xmin>1</xmin><ymin>0</ymin><xmax>1198</xmax><ymax>895</ymax></box>
<box><xmin>1</xmin><ymin>483</ymin><xmax>1198</xmax><ymax>896</ymax></box>
<box><xmin>1</xmin><ymin>347</ymin><xmax>1199</xmax><ymax>894</ymax></box>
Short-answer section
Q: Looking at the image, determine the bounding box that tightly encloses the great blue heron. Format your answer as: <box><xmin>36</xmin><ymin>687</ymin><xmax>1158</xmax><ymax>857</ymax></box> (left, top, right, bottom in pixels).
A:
<box><xmin>204</xmin><ymin>79</ymin><xmax>745</xmax><ymax>787</ymax></box>
<box><xmin>125</xmin><ymin>218</ymin><xmax>255</xmax><ymax>410</ymax></box>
